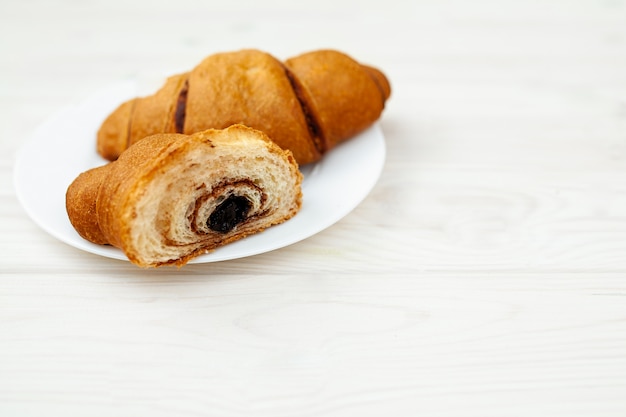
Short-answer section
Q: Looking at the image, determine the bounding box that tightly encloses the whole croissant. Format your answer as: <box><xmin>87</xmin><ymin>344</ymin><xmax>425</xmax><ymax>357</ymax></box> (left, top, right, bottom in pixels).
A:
<box><xmin>67</xmin><ymin>125</ymin><xmax>302</xmax><ymax>267</ymax></box>
<box><xmin>97</xmin><ymin>49</ymin><xmax>391</xmax><ymax>165</ymax></box>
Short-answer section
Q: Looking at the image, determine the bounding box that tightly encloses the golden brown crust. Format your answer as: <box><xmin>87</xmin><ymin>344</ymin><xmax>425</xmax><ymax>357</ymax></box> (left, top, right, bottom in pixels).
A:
<box><xmin>65</xmin><ymin>164</ymin><xmax>112</xmax><ymax>245</ymax></box>
<box><xmin>96</xmin><ymin>99</ymin><xmax>135</xmax><ymax>160</ymax></box>
<box><xmin>362</xmin><ymin>65</ymin><xmax>392</xmax><ymax>103</ymax></box>
<box><xmin>129</xmin><ymin>73</ymin><xmax>188</xmax><ymax>148</ymax></box>
<box><xmin>96</xmin><ymin>49</ymin><xmax>390</xmax><ymax>165</ymax></box>
<box><xmin>284</xmin><ymin>50</ymin><xmax>386</xmax><ymax>152</ymax></box>
<box><xmin>185</xmin><ymin>50</ymin><xmax>321</xmax><ymax>164</ymax></box>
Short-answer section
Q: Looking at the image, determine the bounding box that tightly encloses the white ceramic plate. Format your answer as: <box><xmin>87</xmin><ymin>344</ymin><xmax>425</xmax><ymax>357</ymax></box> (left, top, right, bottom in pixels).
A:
<box><xmin>14</xmin><ymin>80</ymin><xmax>386</xmax><ymax>263</ymax></box>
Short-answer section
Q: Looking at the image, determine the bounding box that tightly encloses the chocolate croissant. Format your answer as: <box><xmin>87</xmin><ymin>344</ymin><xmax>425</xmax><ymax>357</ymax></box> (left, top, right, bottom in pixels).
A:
<box><xmin>97</xmin><ymin>49</ymin><xmax>391</xmax><ymax>165</ymax></box>
<box><xmin>67</xmin><ymin>125</ymin><xmax>302</xmax><ymax>267</ymax></box>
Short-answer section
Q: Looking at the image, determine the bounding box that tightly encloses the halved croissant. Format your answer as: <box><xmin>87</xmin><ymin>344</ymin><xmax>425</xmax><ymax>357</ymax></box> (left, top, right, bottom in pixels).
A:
<box><xmin>97</xmin><ymin>49</ymin><xmax>391</xmax><ymax>165</ymax></box>
<box><xmin>67</xmin><ymin>125</ymin><xmax>302</xmax><ymax>267</ymax></box>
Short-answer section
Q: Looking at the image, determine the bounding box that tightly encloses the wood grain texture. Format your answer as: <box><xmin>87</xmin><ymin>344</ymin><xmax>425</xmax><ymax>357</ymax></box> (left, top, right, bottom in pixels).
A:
<box><xmin>1</xmin><ymin>0</ymin><xmax>626</xmax><ymax>416</ymax></box>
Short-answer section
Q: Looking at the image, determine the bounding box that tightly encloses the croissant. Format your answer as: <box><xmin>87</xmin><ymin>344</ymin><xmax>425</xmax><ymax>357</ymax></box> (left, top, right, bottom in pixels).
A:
<box><xmin>67</xmin><ymin>125</ymin><xmax>302</xmax><ymax>267</ymax></box>
<box><xmin>97</xmin><ymin>49</ymin><xmax>391</xmax><ymax>165</ymax></box>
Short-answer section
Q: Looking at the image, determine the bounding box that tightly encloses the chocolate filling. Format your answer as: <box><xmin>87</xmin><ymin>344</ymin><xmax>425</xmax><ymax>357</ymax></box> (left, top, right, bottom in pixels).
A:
<box><xmin>174</xmin><ymin>80</ymin><xmax>189</xmax><ymax>133</ymax></box>
<box><xmin>281</xmin><ymin>65</ymin><xmax>326</xmax><ymax>154</ymax></box>
<box><xmin>208</xmin><ymin>195</ymin><xmax>252</xmax><ymax>233</ymax></box>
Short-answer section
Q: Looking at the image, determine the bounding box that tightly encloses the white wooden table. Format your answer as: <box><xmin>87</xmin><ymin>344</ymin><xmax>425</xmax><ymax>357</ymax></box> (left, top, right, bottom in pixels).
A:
<box><xmin>2</xmin><ymin>1</ymin><xmax>626</xmax><ymax>415</ymax></box>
